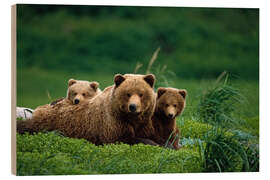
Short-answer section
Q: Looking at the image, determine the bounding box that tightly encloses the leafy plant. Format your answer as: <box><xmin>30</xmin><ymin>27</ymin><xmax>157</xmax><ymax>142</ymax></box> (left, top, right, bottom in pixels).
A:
<box><xmin>201</xmin><ymin>131</ymin><xmax>246</xmax><ymax>172</ymax></box>
<box><xmin>185</xmin><ymin>72</ymin><xmax>259</xmax><ymax>172</ymax></box>
<box><xmin>231</xmin><ymin>129</ymin><xmax>259</xmax><ymax>172</ymax></box>
<box><xmin>197</xmin><ymin>71</ymin><xmax>244</xmax><ymax>128</ymax></box>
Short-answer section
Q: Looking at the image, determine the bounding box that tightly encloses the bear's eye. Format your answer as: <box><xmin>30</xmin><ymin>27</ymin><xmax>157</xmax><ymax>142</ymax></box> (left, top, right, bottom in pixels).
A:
<box><xmin>127</xmin><ymin>93</ymin><xmax>131</xmax><ymax>97</ymax></box>
<box><xmin>139</xmin><ymin>93</ymin><xmax>143</xmax><ymax>97</ymax></box>
<box><xmin>82</xmin><ymin>93</ymin><xmax>86</xmax><ymax>97</ymax></box>
<box><xmin>165</xmin><ymin>104</ymin><xmax>169</xmax><ymax>107</ymax></box>
<box><xmin>173</xmin><ymin>104</ymin><xmax>177</xmax><ymax>108</ymax></box>
<box><xmin>74</xmin><ymin>93</ymin><xmax>77</xmax><ymax>96</ymax></box>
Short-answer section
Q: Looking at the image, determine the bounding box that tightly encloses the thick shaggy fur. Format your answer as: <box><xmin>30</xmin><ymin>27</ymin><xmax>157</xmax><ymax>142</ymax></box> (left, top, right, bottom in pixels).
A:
<box><xmin>67</xmin><ymin>79</ymin><xmax>101</xmax><ymax>105</ymax></box>
<box><xmin>50</xmin><ymin>79</ymin><xmax>101</xmax><ymax>106</ymax></box>
<box><xmin>152</xmin><ymin>87</ymin><xmax>187</xmax><ymax>150</ymax></box>
<box><xmin>30</xmin><ymin>79</ymin><xmax>101</xmax><ymax>123</ymax></box>
<box><xmin>17</xmin><ymin>74</ymin><xmax>160</xmax><ymax>146</ymax></box>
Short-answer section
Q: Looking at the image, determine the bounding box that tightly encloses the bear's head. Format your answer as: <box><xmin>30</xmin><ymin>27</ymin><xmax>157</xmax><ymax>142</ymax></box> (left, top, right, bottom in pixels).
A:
<box><xmin>156</xmin><ymin>87</ymin><xmax>187</xmax><ymax>120</ymax></box>
<box><xmin>67</xmin><ymin>79</ymin><xmax>100</xmax><ymax>105</ymax></box>
<box><xmin>112</xmin><ymin>74</ymin><xmax>156</xmax><ymax>117</ymax></box>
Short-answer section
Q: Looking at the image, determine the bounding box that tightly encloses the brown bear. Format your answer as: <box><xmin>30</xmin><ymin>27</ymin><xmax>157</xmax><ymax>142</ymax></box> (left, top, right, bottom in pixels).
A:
<box><xmin>30</xmin><ymin>79</ymin><xmax>101</xmax><ymax>121</ymax></box>
<box><xmin>17</xmin><ymin>74</ymin><xmax>161</xmax><ymax>146</ymax></box>
<box><xmin>152</xmin><ymin>87</ymin><xmax>187</xmax><ymax>150</ymax></box>
<box><xmin>50</xmin><ymin>78</ymin><xmax>101</xmax><ymax>106</ymax></box>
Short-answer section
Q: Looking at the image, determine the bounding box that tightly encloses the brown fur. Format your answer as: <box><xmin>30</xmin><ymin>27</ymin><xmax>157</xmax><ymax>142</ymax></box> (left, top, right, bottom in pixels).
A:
<box><xmin>152</xmin><ymin>87</ymin><xmax>187</xmax><ymax>150</ymax></box>
<box><xmin>17</xmin><ymin>74</ymin><xmax>159</xmax><ymax>146</ymax></box>
<box><xmin>67</xmin><ymin>79</ymin><xmax>101</xmax><ymax>105</ymax></box>
<box><xmin>49</xmin><ymin>79</ymin><xmax>101</xmax><ymax>106</ymax></box>
<box><xmin>66</xmin><ymin>79</ymin><xmax>101</xmax><ymax>105</ymax></box>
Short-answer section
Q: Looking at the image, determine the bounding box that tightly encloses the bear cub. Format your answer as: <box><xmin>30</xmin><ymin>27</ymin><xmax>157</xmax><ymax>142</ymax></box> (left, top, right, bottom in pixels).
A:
<box><xmin>152</xmin><ymin>87</ymin><xmax>187</xmax><ymax>150</ymax></box>
<box><xmin>67</xmin><ymin>79</ymin><xmax>101</xmax><ymax>105</ymax></box>
<box><xmin>51</xmin><ymin>79</ymin><xmax>101</xmax><ymax>105</ymax></box>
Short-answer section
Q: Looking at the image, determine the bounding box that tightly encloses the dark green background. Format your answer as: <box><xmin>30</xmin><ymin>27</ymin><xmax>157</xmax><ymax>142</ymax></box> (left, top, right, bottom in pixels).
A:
<box><xmin>16</xmin><ymin>5</ymin><xmax>259</xmax><ymax>118</ymax></box>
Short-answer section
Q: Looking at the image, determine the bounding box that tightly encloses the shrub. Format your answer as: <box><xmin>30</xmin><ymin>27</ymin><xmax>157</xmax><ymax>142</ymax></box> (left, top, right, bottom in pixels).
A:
<box><xmin>16</xmin><ymin>132</ymin><xmax>202</xmax><ymax>175</ymax></box>
<box><xmin>178</xmin><ymin>119</ymin><xmax>259</xmax><ymax>172</ymax></box>
<box><xmin>197</xmin><ymin>127</ymin><xmax>259</xmax><ymax>172</ymax></box>
<box><xmin>197</xmin><ymin>72</ymin><xmax>244</xmax><ymax>128</ymax></box>
<box><xmin>199</xmin><ymin>129</ymin><xmax>247</xmax><ymax>172</ymax></box>
<box><xmin>244</xmin><ymin>143</ymin><xmax>259</xmax><ymax>171</ymax></box>
<box><xmin>230</xmin><ymin>129</ymin><xmax>259</xmax><ymax>171</ymax></box>
<box><xmin>179</xmin><ymin>118</ymin><xmax>212</xmax><ymax>139</ymax></box>
<box><xmin>178</xmin><ymin>118</ymin><xmax>233</xmax><ymax>140</ymax></box>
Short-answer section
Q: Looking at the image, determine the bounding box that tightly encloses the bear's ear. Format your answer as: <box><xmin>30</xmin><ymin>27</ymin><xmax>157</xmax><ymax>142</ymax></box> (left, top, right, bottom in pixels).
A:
<box><xmin>144</xmin><ymin>74</ymin><xmax>155</xmax><ymax>88</ymax></box>
<box><xmin>179</xmin><ymin>89</ymin><xmax>187</xmax><ymax>99</ymax></box>
<box><xmin>114</xmin><ymin>74</ymin><xmax>125</xmax><ymax>87</ymax></box>
<box><xmin>90</xmin><ymin>81</ymin><xmax>99</xmax><ymax>91</ymax></box>
<box><xmin>68</xmin><ymin>79</ymin><xmax>77</xmax><ymax>87</ymax></box>
<box><xmin>157</xmin><ymin>87</ymin><xmax>167</xmax><ymax>99</ymax></box>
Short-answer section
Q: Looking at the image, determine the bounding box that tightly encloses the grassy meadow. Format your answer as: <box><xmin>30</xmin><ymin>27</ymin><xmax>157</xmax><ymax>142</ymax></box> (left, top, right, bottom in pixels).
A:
<box><xmin>16</xmin><ymin>5</ymin><xmax>259</xmax><ymax>175</ymax></box>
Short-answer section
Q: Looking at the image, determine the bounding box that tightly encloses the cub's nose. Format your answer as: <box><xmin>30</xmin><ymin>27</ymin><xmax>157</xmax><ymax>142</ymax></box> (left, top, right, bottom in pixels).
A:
<box><xmin>168</xmin><ymin>113</ymin><xmax>174</xmax><ymax>119</ymax></box>
<box><xmin>129</xmin><ymin>104</ymin><xmax>137</xmax><ymax>112</ymax></box>
<box><xmin>74</xmin><ymin>99</ymin><xmax>80</xmax><ymax>104</ymax></box>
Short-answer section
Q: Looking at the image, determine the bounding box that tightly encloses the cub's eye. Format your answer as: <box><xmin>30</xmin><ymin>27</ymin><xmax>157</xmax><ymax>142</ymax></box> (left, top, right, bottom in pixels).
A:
<box><xmin>127</xmin><ymin>93</ymin><xmax>131</xmax><ymax>97</ymax></box>
<box><xmin>173</xmin><ymin>104</ymin><xmax>177</xmax><ymax>108</ymax></box>
<box><xmin>165</xmin><ymin>104</ymin><xmax>169</xmax><ymax>107</ymax></box>
<box><xmin>139</xmin><ymin>93</ymin><xmax>143</xmax><ymax>97</ymax></box>
<box><xmin>82</xmin><ymin>93</ymin><xmax>86</xmax><ymax>97</ymax></box>
<box><xmin>74</xmin><ymin>93</ymin><xmax>77</xmax><ymax>96</ymax></box>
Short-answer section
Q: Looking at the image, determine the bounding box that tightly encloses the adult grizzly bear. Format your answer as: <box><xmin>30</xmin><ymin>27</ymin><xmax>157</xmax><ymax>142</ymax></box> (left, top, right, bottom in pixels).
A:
<box><xmin>152</xmin><ymin>87</ymin><xmax>187</xmax><ymax>150</ymax></box>
<box><xmin>17</xmin><ymin>74</ymin><xmax>161</xmax><ymax>146</ymax></box>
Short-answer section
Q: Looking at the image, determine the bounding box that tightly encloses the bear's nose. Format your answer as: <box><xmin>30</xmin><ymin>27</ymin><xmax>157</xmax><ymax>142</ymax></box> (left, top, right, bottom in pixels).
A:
<box><xmin>74</xmin><ymin>99</ymin><xmax>80</xmax><ymax>104</ymax></box>
<box><xmin>129</xmin><ymin>104</ymin><xmax>137</xmax><ymax>112</ymax></box>
<box><xmin>168</xmin><ymin>113</ymin><xmax>174</xmax><ymax>118</ymax></box>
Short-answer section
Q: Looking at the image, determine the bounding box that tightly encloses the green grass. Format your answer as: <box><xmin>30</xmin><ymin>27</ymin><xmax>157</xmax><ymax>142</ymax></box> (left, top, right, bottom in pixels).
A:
<box><xmin>17</xmin><ymin>132</ymin><xmax>202</xmax><ymax>175</ymax></box>
<box><xmin>197</xmin><ymin>72</ymin><xmax>245</xmax><ymax>128</ymax></box>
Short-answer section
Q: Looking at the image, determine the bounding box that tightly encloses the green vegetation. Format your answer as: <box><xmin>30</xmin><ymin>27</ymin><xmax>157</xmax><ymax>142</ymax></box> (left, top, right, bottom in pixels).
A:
<box><xmin>16</xmin><ymin>5</ymin><xmax>259</xmax><ymax>175</ymax></box>
<box><xmin>17</xmin><ymin>5</ymin><xmax>259</xmax><ymax>80</ymax></box>
<box><xmin>197</xmin><ymin>72</ymin><xmax>244</xmax><ymax>128</ymax></box>
<box><xmin>17</xmin><ymin>132</ymin><xmax>202</xmax><ymax>175</ymax></box>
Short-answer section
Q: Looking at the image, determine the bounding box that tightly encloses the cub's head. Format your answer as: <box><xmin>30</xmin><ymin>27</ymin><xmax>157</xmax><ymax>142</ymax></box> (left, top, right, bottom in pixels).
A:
<box><xmin>112</xmin><ymin>74</ymin><xmax>156</xmax><ymax>115</ymax></box>
<box><xmin>67</xmin><ymin>79</ymin><xmax>100</xmax><ymax>105</ymax></box>
<box><xmin>156</xmin><ymin>87</ymin><xmax>187</xmax><ymax>119</ymax></box>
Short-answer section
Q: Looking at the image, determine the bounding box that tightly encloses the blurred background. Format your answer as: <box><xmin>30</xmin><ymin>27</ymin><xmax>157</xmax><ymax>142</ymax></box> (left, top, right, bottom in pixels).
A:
<box><xmin>16</xmin><ymin>4</ymin><xmax>259</xmax><ymax>119</ymax></box>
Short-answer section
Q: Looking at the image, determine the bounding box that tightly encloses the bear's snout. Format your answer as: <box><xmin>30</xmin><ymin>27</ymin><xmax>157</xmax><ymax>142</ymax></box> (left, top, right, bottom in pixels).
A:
<box><xmin>168</xmin><ymin>113</ymin><xmax>174</xmax><ymax>119</ymax></box>
<box><xmin>129</xmin><ymin>104</ymin><xmax>137</xmax><ymax>112</ymax></box>
<box><xmin>166</xmin><ymin>106</ymin><xmax>176</xmax><ymax>119</ymax></box>
<box><xmin>74</xmin><ymin>99</ymin><xmax>80</xmax><ymax>104</ymax></box>
<box><xmin>128</xmin><ymin>94</ymin><xmax>142</xmax><ymax>113</ymax></box>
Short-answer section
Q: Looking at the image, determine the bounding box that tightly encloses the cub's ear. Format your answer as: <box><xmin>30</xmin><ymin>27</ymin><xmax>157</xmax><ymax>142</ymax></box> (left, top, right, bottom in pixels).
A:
<box><xmin>114</xmin><ymin>74</ymin><xmax>125</xmax><ymax>87</ymax></box>
<box><xmin>68</xmin><ymin>79</ymin><xmax>77</xmax><ymax>87</ymax></box>
<box><xmin>157</xmin><ymin>87</ymin><xmax>167</xmax><ymax>99</ymax></box>
<box><xmin>90</xmin><ymin>81</ymin><xmax>99</xmax><ymax>91</ymax></box>
<box><xmin>144</xmin><ymin>74</ymin><xmax>155</xmax><ymax>88</ymax></box>
<box><xmin>179</xmin><ymin>89</ymin><xmax>187</xmax><ymax>99</ymax></box>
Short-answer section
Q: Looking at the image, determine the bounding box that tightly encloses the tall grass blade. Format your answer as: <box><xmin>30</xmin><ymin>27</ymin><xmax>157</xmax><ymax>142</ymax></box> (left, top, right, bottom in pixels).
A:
<box><xmin>133</xmin><ymin>62</ymin><xmax>143</xmax><ymax>74</ymax></box>
<box><xmin>146</xmin><ymin>47</ymin><xmax>160</xmax><ymax>74</ymax></box>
